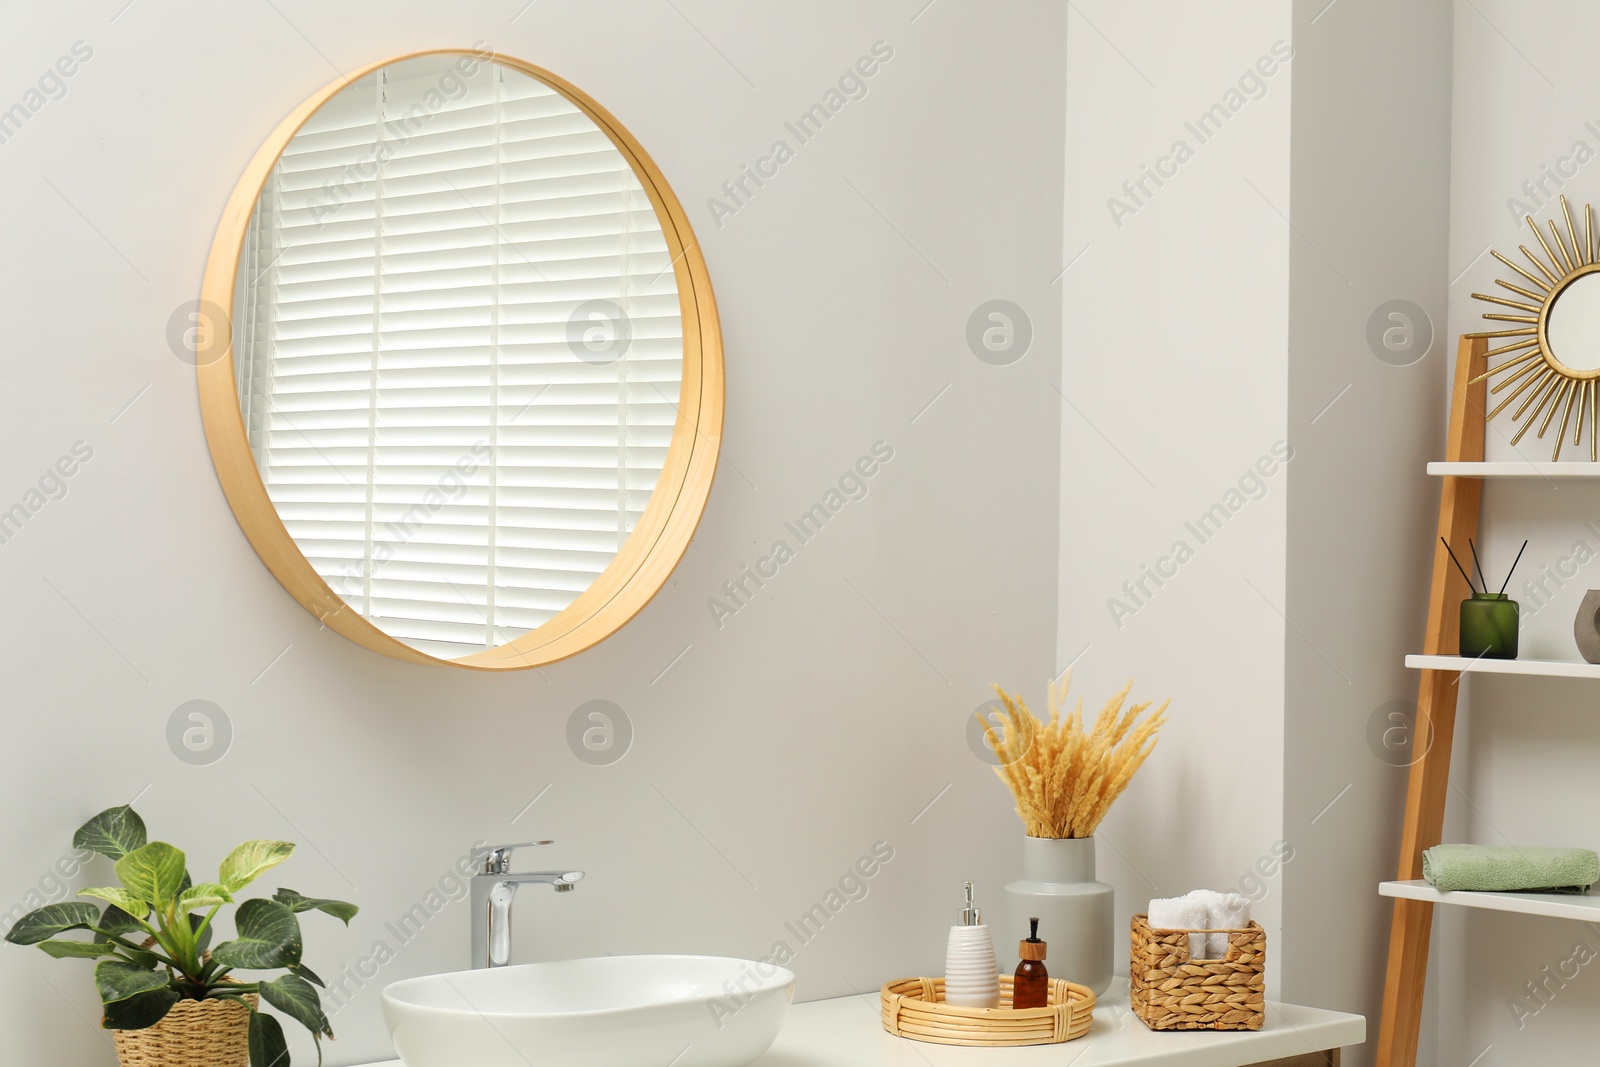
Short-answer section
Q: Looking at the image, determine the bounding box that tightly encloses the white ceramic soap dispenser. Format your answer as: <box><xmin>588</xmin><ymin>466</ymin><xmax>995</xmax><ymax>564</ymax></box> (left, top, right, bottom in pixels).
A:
<box><xmin>944</xmin><ymin>880</ymin><xmax>1001</xmax><ymax>1008</ymax></box>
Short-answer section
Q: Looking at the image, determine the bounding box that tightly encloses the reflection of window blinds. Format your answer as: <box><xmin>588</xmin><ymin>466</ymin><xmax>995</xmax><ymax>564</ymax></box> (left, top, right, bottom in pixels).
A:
<box><xmin>234</xmin><ymin>56</ymin><xmax>683</xmax><ymax>660</ymax></box>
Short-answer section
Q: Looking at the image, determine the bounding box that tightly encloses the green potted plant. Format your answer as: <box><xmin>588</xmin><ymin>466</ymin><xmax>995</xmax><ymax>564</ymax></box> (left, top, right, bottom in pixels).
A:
<box><xmin>5</xmin><ymin>806</ymin><xmax>357</xmax><ymax>1067</ymax></box>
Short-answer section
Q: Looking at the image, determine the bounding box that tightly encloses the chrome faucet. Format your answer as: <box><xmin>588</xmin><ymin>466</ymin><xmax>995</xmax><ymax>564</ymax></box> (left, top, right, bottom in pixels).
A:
<box><xmin>470</xmin><ymin>841</ymin><xmax>584</xmax><ymax>969</ymax></box>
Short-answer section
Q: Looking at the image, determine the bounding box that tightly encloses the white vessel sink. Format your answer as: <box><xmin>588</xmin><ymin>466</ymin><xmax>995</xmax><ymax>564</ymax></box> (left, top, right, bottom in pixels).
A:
<box><xmin>382</xmin><ymin>954</ymin><xmax>794</xmax><ymax>1067</ymax></box>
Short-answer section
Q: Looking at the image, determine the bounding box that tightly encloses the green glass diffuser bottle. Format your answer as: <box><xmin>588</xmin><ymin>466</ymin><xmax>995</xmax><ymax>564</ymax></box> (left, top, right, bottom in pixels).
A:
<box><xmin>1444</xmin><ymin>537</ymin><xmax>1526</xmax><ymax>661</ymax></box>
<box><xmin>1460</xmin><ymin>593</ymin><xmax>1518</xmax><ymax>659</ymax></box>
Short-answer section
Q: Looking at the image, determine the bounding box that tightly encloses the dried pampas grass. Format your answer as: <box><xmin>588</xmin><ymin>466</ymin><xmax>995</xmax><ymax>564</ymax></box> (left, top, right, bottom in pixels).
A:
<box><xmin>980</xmin><ymin>670</ymin><xmax>1168</xmax><ymax>839</ymax></box>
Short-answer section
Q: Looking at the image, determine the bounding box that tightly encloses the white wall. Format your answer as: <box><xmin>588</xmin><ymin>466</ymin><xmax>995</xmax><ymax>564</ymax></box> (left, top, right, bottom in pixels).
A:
<box><xmin>1062</xmin><ymin>7</ymin><xmax>1455</xmax><ymax>1067</ymax></box>
<box><xmin>1281</xmin><ymin>6</ymin><xmax>1454</xmax><ymax>1067</ymax></box>
<box><xmin>0</xmin><ymin>3</ymin><xmax>1064</xmax><ymax>1064</ymax></box>
<box><xmin>1435</xmin><ymin>2</ymin><xmax>1600</xmax><ymax>1064</ymax></box>
<box><xmin>1060</xmin><ymin>0</ymin><xmax>1292</xmax><ymax>980</ymax></box>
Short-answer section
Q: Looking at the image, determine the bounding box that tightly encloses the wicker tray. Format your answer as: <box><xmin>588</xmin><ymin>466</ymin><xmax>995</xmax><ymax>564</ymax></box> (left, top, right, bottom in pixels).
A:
<box><xmin>881</xmin><ymin>975</ymin><xmax>1095</xmax><ymax>1046</ymax></box>
<box><xmin>1129</xmin><ymin>913</ymin><xmax>1265</xmax><ymax>1031</ymax></box>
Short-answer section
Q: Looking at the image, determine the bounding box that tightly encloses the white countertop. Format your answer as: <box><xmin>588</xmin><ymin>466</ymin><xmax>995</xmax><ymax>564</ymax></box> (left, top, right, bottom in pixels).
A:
<box><xmin>360</xmin><ymin>979</ymin><xmax>1364</xmax><ymax>1067</ymax></box>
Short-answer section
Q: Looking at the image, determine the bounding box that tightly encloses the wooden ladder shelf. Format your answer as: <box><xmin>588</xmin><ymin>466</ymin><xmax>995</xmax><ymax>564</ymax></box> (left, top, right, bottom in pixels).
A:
<box><xmin>1373</xmin><ymin>334</ymin><xmax>1488</xmax><ymax>1067</ymax></box>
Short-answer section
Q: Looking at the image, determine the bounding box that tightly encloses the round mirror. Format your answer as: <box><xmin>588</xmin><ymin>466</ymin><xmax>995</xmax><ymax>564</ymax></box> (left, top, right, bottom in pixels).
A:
<box><xmin>198</xmin><ymin>49</ymin><xmax>722</xmax><ymax>669</ymax></box>
<box><xmin>1546</xmin><ymin>270</ymin><xmax>1600</xmax><ymax>374</ymax></box>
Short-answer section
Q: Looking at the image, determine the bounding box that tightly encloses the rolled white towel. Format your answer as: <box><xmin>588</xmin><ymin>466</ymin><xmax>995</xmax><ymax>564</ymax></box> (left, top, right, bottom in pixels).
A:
<box><xmin>1188</xmin><ymin>890</ymin><xmax>1251</xmax><ymax>959</ymax></box>
<box><xmin>1147</xmin><ymin>896</ymin><xmax>1209</xmax><ymax>960</ymax></box>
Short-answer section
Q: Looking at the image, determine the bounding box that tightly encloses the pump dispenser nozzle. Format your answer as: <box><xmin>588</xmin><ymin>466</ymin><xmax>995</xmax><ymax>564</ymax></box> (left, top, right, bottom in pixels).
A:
<box><xmin>961</xmin><ymin>880</ymin><xmax>981</xmax><ymax>926</ymax></box>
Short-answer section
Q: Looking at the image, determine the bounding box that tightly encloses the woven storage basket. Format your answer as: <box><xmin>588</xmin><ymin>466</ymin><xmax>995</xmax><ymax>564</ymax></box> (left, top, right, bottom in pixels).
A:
<box><xmin>881</xmin><ymin>975</ymin><xmax>1094</xmax><ymax>1046</ymax></box>
<box><xmin>111</xmin><ymin>992</ymin><xmax>257</xmax><ymax>1067</ymax></box>
<box><xmin>1129</xmin><ymin>913</ymin><xmax>1264</xmax><ymax>1031</ymax></box>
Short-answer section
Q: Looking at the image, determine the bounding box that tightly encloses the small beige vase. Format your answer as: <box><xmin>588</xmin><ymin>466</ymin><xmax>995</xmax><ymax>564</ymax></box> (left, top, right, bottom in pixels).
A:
<box><xmin>1576</xmin><ymin>590</ymin><xmax>1600</xmax><ymax>664</ymax></box>
<box><xmin>111</xmin><ymin>993</ymin><xmax>256</xmax><ymax>1067</ymax></box>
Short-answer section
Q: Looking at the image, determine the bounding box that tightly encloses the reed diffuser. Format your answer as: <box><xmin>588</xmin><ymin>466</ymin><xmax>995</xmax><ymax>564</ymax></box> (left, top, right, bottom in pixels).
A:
<box><xmin>979</xmin><ymin>673</ymin><xmax>1167</xmax><ymax>995</ymax></box>
<box><xmin>1441</xmin><ymin>537</ymin><xmax>1526</xmax><ymax>660</ymax></box>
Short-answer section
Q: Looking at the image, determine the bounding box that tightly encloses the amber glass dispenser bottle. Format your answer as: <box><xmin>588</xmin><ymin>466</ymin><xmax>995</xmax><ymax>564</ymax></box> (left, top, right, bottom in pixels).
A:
<box><xmin>1013</xmin><ymin>917</ymin><xmax>1049</xmax><ymax>1009</ymax></box>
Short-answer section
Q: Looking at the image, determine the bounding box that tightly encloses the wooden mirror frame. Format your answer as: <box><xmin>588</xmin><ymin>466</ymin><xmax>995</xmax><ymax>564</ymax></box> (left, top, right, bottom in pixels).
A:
<box><xmin>197</xmin><ymin>48</ymin><xmax>723</xmax><ymax>670</ymax></box>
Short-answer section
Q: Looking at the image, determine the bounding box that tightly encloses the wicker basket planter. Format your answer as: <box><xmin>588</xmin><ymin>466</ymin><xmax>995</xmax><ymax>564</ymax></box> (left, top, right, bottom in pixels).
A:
<box><xmin>110</xmin><ymin>992</ymin><xmax>257</xmax><ymax>1067</ymax></box>
<box><xmin>1129</xmin><ymin>913</ymin><xmax>1264</xmax><ymax>1031</ymax></box>
<box><xmin>881</xmin><ymin>974</ymin><xmax>1094</xmax><ymax>1046</ymax></box>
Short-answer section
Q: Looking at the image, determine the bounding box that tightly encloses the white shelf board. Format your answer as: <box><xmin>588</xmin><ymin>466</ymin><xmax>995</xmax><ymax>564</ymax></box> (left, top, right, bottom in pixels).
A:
<box><xmin>1428</xmin><ymin>461</ymin><xmax>1600</xmax><ymax>478</ymax></box>
<box><xmin>1405</xmin><ymin>653</ymin><xmax>1600</xmax><ymax>679</ymax></box>
<box><xmin>1382</xmin><ymin>879</ymin><xmax>1600</xmax><ymax>921</ymax></box>
<box><xmin>355</xmin><ymin>980</ymin><xmax>1364</xmax><ymax>1067</ymax></box>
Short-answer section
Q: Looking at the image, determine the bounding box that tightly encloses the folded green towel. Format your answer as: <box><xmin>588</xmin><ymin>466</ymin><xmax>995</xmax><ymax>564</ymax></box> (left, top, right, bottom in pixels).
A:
<box><xmin>1422</xmin><ymin>844</ymin><xmax>1600</xmax><ymax>893</ymax></box>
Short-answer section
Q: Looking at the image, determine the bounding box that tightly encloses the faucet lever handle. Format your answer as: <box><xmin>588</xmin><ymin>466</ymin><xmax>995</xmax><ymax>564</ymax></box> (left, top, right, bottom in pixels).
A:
<box><xmin>480</xmin><ymin>841</ymin><xmax>554</xmax><ymax>874</ymax></box>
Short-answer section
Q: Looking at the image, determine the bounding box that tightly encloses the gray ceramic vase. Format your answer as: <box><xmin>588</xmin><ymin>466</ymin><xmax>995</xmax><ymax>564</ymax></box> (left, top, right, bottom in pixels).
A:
<box><xmin>1576</xmin><ymin>590</ymin><xmax>1600</xmax><ymax>664</ymax></box>
<box><xmin>1004</xmin><ymin>836</ymin><xmax>1114</xmax><ymax>995</ymax></box>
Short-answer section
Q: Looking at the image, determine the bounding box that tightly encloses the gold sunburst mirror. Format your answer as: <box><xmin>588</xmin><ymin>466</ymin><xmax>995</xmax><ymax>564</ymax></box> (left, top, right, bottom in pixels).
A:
<box><xmin>1472</xmin><ymin>196</ymin><xmax>1600</xmax><ymax>461</ymax></box>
